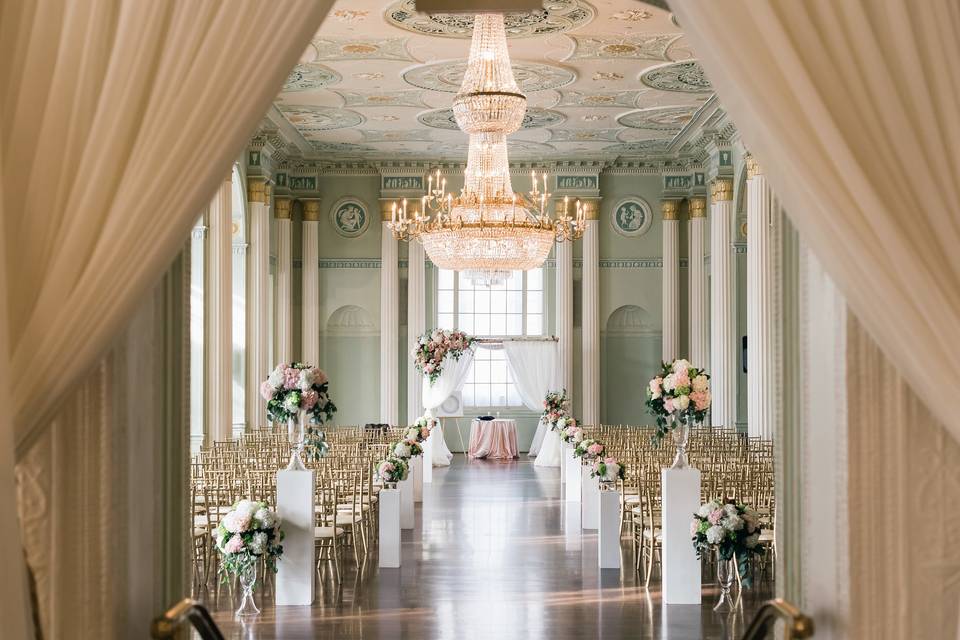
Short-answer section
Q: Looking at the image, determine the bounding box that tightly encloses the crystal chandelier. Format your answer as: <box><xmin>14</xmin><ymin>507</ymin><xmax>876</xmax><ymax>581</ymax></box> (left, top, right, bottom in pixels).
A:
<box><xmin>387</xmin><ymin>13</ymin><xmax>584</xmax><ymax>284</ymax></box>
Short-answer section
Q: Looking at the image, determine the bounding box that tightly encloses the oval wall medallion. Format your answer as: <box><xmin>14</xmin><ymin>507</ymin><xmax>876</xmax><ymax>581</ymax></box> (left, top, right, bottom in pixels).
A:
<box><xmin>330</xmin><ymin>198</ymin><xmax>369</xmax><ymax>238</ymax></box>
<box><xmin>611</xmin><ymin>197</ymin><xmax>652</xmax><ymax>237</ymax></box>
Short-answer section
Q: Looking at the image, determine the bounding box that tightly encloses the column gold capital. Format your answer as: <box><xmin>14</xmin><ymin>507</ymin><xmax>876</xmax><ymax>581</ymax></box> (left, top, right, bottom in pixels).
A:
<box><xmin>274</xmin><ymin>197</ymin><xmax>292</xmax><ymax>219</ymax></box>
<box><xmin>710</xmin><ymin>178</ymin><xmax>733</xmax><ymax>201</ymax></box>
<box><xmin>247</xmin><ymin>177</ymin><xmax>268</xmax><ymax>204</ymax></box>
<box><xmin>380</xmin><ymin>199</ymin><xmax>395</xmax><ymax>222</ymax></box>
<box><xmin>689</xmin><ymin>196</ymin><xmax>707</xmax><ymax>218</ymax></box>
<box><xmin>661</xmin><ymin>199</ymin><xmax>680</xmax><ymax>221</ymax></box>
<box><xmin>745</xmin><ymin>154</ymin><xmax>762</xmax><ymax>179</ymax></box>
<box><xmin>302</xmin><ymin>199</ymin><xmax>322</xmax><ymax>222</ymax></box>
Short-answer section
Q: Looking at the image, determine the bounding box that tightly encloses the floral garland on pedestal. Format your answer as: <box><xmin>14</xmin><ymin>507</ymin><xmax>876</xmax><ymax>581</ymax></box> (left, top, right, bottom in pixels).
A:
<box><xmin>376</xmin><ymin>457</ymin><xmax>410</xmax><ymax>484</ymax></box>
<box><xmin>573</xmin><ymin>438</ymin><xmax>606</xmax><ymax>463</ymax></box>
<box><xmin>413</xmin><ymin>329</ymin><xmax>475</xmax><ymax>385</ymax></box>
<box><xmin>542</xmin><ymin>389</ymin><xmax>572</xmax><ymax>431</ymax></box>
<box><xmin>645</xmin><ymin>358</ymin><xmax>711</xmax><ymax>443</ymax></box>
<box><xmin>590</xmin><ymin>456</ymin><xmax>626</xmax><ymax>482</ymax></box>
<box><xmin>376</xmin><ymin>414</ymin><xmax>438</xmax><ymax>482</ymax></box>
<box><xmin>261</xmin><ymin>363</ymin><xmax>337</xmax><ymax>462</ymax></box>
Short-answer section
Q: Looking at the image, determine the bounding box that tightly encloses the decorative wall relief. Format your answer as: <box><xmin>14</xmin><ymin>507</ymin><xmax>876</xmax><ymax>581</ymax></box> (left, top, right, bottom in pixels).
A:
<box><xmin>603</xmin><ymin>139</ymin><xmax>671</xmax><ymax>155</ymax></box>
<box><xmin>289</xmin><ymin>175</ymin><xmax>318</xmax><ymax>191</ymax></box>
<box><xmin>663</xmin><ymin>175</ymin><xmax>692</xmax><ymax>190</ymax></box>
<box><xmin>282</xmin><ymin>64</ymin><xmax>341</xmax><ymax>92</ymax></box>
<box><xmin>611</xmin><ymin>197</ymin><xmax>653</xmax><ymax>237</ymax></box>
<box><xmin>418</xmin><ymin>107</ymin><xmax>565</xmax><ymax>130</ymax></box>
<box><xmin>403</xmin><ymin>60</ymin><xmax>576</xmax><ymax>93</ymax></box>
<box><xmin>556</xmin><ymin>175</ymin><xmax>599</xmax><ymax>190</ymax></box>
<box><xmin>312</xmin><ymin>37</ymin><xmax>413</xmax><ymax>61</ymax></box>
<box><xmin>330</xmin><ymin>198</ymin><xmax>369</xmax><ymax>238</ymax></box>
<box><xmin>382</xmin><ymin>175</ymin><xmax>425</xmax><ymax>190</ymax></box>
<box><xmin>385</xmin><ymin>0</ymin><xmax>595</xmax><ymax>38</ymax></box>
<box><xmin>617</xmin><ymin>105</ymin><xmax>697</xmax><ymax>131</ymax></box>
<box><xmin>569</xmin><ymin>34</ymin><xmax>681</xmax><ymax>60</ymax></box>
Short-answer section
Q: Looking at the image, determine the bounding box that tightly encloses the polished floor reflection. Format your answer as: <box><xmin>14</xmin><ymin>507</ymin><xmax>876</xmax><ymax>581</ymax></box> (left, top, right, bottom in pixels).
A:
<box><xmin>203</xmin><ymin>455</ymin><xmax>772</xmax><ymax>639</ymax></box>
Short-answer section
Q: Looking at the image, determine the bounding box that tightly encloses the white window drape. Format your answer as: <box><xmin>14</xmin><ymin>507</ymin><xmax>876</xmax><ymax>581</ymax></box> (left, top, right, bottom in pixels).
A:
<box><xmin>422</xmin><ymin>349</ymin><xmax>475</xmax><ymax>414</ymax></box>
<box><xmin>670</xmin><ymin>0</ymin><xmax>960</xmax><ymax>442</ymax></box>
<box><xmin>503</xmin><ymin>341</ymin><xmax>560</xmax><ymax>455</ymax></box>
<box><xmin>1</xmin><ymin>0</ymin><xmax>334</xmax><ymax>634</ymax></box>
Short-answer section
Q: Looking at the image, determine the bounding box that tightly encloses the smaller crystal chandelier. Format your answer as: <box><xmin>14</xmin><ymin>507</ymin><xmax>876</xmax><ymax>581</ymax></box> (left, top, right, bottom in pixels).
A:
<box><xmin>386</xmin><ymin>13</ymin><xmax>584</xmax><ymax>283</ymax></box>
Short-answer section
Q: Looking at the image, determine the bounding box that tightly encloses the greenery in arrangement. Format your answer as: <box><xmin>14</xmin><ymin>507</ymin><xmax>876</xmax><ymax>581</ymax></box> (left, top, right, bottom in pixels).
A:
<box><xmin>645</xmin><ymin>358</ymin><xmax>711</xmax><ymax>443</ymax></box>
<box><xmin>261</xmin><ymin>363</ymin><xmax>337</xmax><ymax>425</ymax></box>
<box><xmin>590</xmin><ymin>456</ymin><xmax>626</xmax><ymax>482</ymax></box>
<box><xmin>573</xmin><ymin>438</ymin><xmax>606</xmax><ymax>462</ymax></box>
<box><xmin>214</xmin><ymin>500</ymin><xmax>284</xmax><ymax>582</ymax></box>
<box><xmin>413</xmin><ymin>329</ymin><xmax>475</xmax><ymax>385</ymax></box>
<box><xmin>376</xmin><ymin>456</ymin><xmax>410</xmax><ymax>484</ymax></box>
<box><xmin>691</xmin><ymin>499</ymin><xmax>764</xmax><ymax>587</ymax></box>
<box><xmin>542</xmin><ymin>389</ymin><xmax>572</xmax><ymax>431</ymax></box>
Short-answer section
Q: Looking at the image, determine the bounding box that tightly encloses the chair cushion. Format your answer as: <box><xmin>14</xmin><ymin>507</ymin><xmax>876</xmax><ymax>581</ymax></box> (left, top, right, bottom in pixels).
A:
<box><xmin>315</xmin><ymin>526</ymin><xmax>345</xmax><ymax>537</ymax></box>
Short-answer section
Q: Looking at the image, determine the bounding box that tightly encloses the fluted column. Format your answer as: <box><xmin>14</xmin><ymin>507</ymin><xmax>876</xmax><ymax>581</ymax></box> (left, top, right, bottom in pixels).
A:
<box><xmin>661</xmin><ymin>199</ymin><xmax>680</xmax><ymax>362</ymax></box>
<box><xmin>710</xmin><ymin>178</ymin><xmax>737</xmax><ymax>428</ymax></box>
<box><xmin>247</xmin><ymin>178</ymin><xmax>270</xmax><ymax>427</ymax></box>
<box><xmin>206</xmin><ymin>175</ymin><xmax>233</xmax><ymax>443</ymax></box>
<box><xmin>380</xmin><ymin>217</ymin><xmax>399</xmax><ymax>425</ymax></box>
<box><xmin>746</xmin><ymin>156</ymin><xmax>780</xmax><ymax>439</ymax></box>
<box><xmin>301</xmin><ymin>199</ymin><xmax>321</xmax><ymax>366</ymax></box>
<box><xmin>407</xmin><ymin>241</ymin><xmax>426</xmax><ymax>423</ymax></box>
<box><xmin>581</xmin><ymin>213</ymin><xmax>600</xmax><ymax>426</ymax></box>
<box><xmin>274</xmin><ymin>197</ymin><xmax>293</xmax><ymax>364</ymax></box>
<box><xmin>557</xmin><ymin>239</ymin><xmax>574</xmax><ymax>397</ymax></box>
<box><xmin>688</xmin><ymin>196</ymin><xmax>708</xmax><ymax>366</ymax></box>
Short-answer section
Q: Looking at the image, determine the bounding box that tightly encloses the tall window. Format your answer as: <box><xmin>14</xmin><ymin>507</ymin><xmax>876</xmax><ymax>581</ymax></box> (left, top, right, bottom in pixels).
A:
<box><xmin>436</xmin><ymin>269</ymin><xmax>544</xmax><ymax>408</ymax></box>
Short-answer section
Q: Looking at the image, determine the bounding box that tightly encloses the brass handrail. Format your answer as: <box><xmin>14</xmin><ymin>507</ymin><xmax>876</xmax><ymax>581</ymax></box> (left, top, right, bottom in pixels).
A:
<box><xmin>742</xmin><ymin>598</ymin><xmax>814</xmax><ymax>640</ymax></box>
<box><xmin>150</xmin><ymin>598</ymin><xmax>225</xmax><ymax>640</ymax></box>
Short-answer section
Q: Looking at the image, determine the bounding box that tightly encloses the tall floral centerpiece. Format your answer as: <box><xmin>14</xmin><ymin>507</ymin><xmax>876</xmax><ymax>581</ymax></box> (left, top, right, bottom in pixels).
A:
<box><xmin>261</xmin><ymin>363</ymin><xmax>337</xmax><ymax>470</ymax></box>
<box><xmin>214</xmin><ymin>500</ymin><xmax>284</xmax><ymax>617</ymax></box>
<box><xmin>413</xmin><ymin>329</ymin><xmax>475</xmax><ymax>385</ymax></box>
<box><xmin>692</xmin><ymin>499</ymin><xmax>764</xmax><ymax>611</ymax></box>
<box><xmin>542</xmin><ymin>389</ymin><xmax>571</xmax><ymax>431</ymax></box>
<box><xmin>645</xmin><ymin>358</ymin><xmax>711</xmax><ymax>468</ymax></box>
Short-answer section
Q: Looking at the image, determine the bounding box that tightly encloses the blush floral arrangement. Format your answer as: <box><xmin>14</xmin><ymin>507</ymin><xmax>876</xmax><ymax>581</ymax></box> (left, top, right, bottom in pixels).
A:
<box><xmin>645</xmin><ymin>358</ymin><xmax>711</xmax><ymax>443</ymax></box>
<box><xmin>413</xmin><ymin>329</ymin><xmax>475</xmax><ymax>385</ymax></box>
<box><xmin>590</xmin><ymin>456</ymin><xmax>626</xmax><ymax>482</ymax></box>
<box><xmin>559</xmin><ymin>422</ymin><xmax>583</xmax><ymax>445</ymax></box>
<box><xmin>574</xmin><ymin>438</ymin><xmax>606</xmax><ymax>462</ymax></box>
<box><xmin>261</xmin><ymin>363</ymin><xmax>337</xmax><ymax>461</ymax></box>
<box><xmin>692</xmin><ymin>499</ymin><xmax>764</xmax><ymax>591</ymax></box>
<box><xmin>542</xmin><ymin>389</ymin><xmax>572</xmax><ymax>431</ymax></box>
<box><xmin>376</xmin><ymin>456</ymin><xmax>410</xmax><ymax>484</ymax></box>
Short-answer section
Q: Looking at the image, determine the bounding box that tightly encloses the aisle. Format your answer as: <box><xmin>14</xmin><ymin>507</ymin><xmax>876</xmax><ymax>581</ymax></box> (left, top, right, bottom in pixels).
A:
<box><xmin>209</xmin><ymin>455</ymin><xmax>769</xmax><ymax>639</ymax></box>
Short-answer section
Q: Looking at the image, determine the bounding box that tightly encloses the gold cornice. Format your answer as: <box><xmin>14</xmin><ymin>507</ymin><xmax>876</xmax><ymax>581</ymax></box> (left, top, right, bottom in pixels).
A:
<box><xmin>661</xmin><ymin>199</ymin><xmax>680</xmax><ymax>221</ymax></box>
<box><xmin>689</xmin><ymin>196</ymin><xmax>707</xmax><ymax>219</ymax></box>
<box><xmin>302</xmin><ymin>199</ymin><xmax>322</xmax><ymax>222</ymax></box>
<box><xmin>711</xmin><ymin>178</ymin><xmax>733</xmax><ymax>202</ymax></box>
<box><xmin>380</xmin><ymin>199</ymin><xmax>395</xmax><ymax>222</ymax></box>
<box><xmin>247</xmin><ymin>177</ymin><xmax>267</xmax><ymax>204</ymax></box>
<box><xmin>746</xmin><ymin>155</ymin><xmax>762</xmax><ymax>179</ymax></box>
<box><xmin>274</xmin><ymin>197</ymin><xmax>292</xmax><ymax>220</ymax></box>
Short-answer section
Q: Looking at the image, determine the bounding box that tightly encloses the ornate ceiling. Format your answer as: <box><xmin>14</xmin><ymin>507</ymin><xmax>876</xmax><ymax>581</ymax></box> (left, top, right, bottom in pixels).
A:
<box><xmin>270</xmin><ymin>0</ymin><xmax>713</xmax><ymax>162</ymax></box>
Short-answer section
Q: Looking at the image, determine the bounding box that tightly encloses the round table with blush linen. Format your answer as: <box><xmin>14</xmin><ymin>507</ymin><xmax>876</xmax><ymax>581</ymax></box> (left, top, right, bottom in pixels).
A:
<box><xmin>467</xmin><ymin>418</ymin><xmax>519</xmax><ymax>460</ymax></box>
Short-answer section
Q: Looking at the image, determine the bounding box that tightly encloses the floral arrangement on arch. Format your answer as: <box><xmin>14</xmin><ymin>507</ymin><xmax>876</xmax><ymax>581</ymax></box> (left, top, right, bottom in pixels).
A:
<box><xmin>542</xmin><ymin>389</ymin><xmax>572</xmax><ymax>431</ymax></box>
<box><xmin>214</xmin><ymin>500</ymin><xmax>284</xmax><ymax>580</ymax></box>
<box><xmin>376</xmin><ymin>456</ymin><xmax>410</xmax><ymax>484</ymax></box>
<box><xmin>261</xmin><ymin>363</ymin><xmax>337</xmax><ymax>459</ymax></box>
<box><xmin>574</xmin><ymin>438</ymin><xmax>606</xmax><ymax>463</ymax></box>
<box><xmin>413</xmin><ymin>329</ymin><xmax>475</xmax><ymax>385</ymax></box>
<box><xmin>646</xmin><ymin>358</ymin><xmax>711</xmax><ymax>442</ymax></box>
<box><xmin>558</xmin><ymin>420</ymin><xmax>582</xmax><ymax>444</ymax></box>
<box><xmin>412</xmin><ymin>414</ymin><xmax>439</xmax><ymax>441</ymax></box>
<box><xmin>590</xmin><ymin>456</ymin><xmax>626</xmax><ymax>482</ymax></box>
<box><xmin>691</xmin><ymin>499</ymin><xmax>764</xmax><ymax>586</ymax></box>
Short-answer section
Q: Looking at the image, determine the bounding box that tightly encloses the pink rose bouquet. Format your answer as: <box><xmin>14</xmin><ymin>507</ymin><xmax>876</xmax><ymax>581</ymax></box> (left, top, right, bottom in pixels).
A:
<box><xmin>414</xmin><ymin>329</ymin><xmax>475</xmax><ymax>385</ymax></box>
<box><xmin>262</xmin><ymin>362</ymin><xmax>337</xmax><ymax>461</ymax></box>
<box><xmin>646</xmin><ymin>358</ymin><xmax>711</xmax><ymax>443</ymax></box>
<box><xmin>214</xmin><ymin>499</ymin><xmax>284</xmax><ymax>583</ymax></box>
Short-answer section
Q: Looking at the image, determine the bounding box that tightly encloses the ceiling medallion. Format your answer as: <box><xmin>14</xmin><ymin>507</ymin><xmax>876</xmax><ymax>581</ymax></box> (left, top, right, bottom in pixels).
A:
<box><xmin>282</xmin><ymin>64</ymin><xmax>341</xmax><ymax>92</ymax></box>
<box><xmin>418</xmin><ymin>107</ymin><xmax>565</xmax><ymax>130</ymax></box>
<box><xmin>386</xmin><ymin>14</ymin><xmax>583</xmax><ymax>286</ymax></box>
<box><xmin>617</xmin><ymin>105</ymin><xmax>698</xmax><ymax>131</ymax></box>
<box><xmin>403</xmin><ymin>60</ymin><xmax>575</xmax><ymax>94</ymax></box>
<box><xmin>277</xmin><ymin>105</ymin><xmax>364</xmax><ymax>132</ymax></box>
<box><xmin>640</xmin><ymin>61</ymin><xmax>712</xmax><ymax>93</ymax></box>
<box><xmin>384</xmin><ymin>0</ymin><xmax>595</xmax><ymax>39</ymax></box>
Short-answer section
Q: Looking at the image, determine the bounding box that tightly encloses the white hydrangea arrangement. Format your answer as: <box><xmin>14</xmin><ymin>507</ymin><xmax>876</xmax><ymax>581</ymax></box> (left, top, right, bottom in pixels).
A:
<box><xmin>214</xmin><ymin>499</ymin><xmax>284</xmax><ymax>581</ymax></box>
<box><xmin>376</xmin><ymin>456</ymin><xmax>410</xmax><ymax>484</ymax></box>
<box><xmin>691</xmin><ymin>499</ymin><xmax>764</xmax><ymax>586</ymax></box>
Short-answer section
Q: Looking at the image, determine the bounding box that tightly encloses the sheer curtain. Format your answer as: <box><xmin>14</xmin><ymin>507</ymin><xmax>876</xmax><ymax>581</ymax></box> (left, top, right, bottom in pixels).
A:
<box><xmin>670</xmin><ymin>0</ymin><xmax>960</xmax><ymax>441</ymax></box>
<box><xmin>423</xmin><ymin>349</ymin><xmax>475</xmax><ymax>466</ymax></box>
<box><xmin>1</xmin><ymin>0</ymin><xmax>333</xmax><ymax>634</ymax></box>
<box><xmin>503</xmin><ymin>341</ymin><xmax>559</xmax><ymax>455</ymax></box>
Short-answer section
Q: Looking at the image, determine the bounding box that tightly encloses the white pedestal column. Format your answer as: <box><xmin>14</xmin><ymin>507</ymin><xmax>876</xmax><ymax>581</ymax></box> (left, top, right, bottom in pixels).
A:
<box><xmin>407</xmin><ymin>242</ymin><xmax>426</xmax><ymax>425</ymax></box>
<box><xmin>709</xmin><ymin>178</ymin><xmax>737</xmax><ymax>429</ymax></box>
<box><xmin>581</xmin><ymin>466</ymin><xmax>599</xmax><ymax>530</ymax></box>
<box><xmin>399</xmin><ymin>476</ymin><xmax>414</xmax><ymax>529</ymax></box>
<box><xmin>661</xmin><ymin>468</ymin><xmax>702</xmax><ymax>604</ymax></box>
<box><xmin>380</xmin><ymin>222</ymin><xmax>399</xmax><ymax>425</ymax></box>
<box><xmin>276</xmin><ymin>469</ymin><xmax>315</xmax><ymax>605</ymax></box>
<box><xmin>557</xmin><ymin>239</ymin><xmax>574</xmax><ymax>396</ymax></box>
<box><xmin>746</xmin><ymin>158</ymin><xmax>780</xmax><ymax>439</ymax></box>
<box><xmin>422</xmin><ymin>430</ymin><xmax>433</xmax><ymax>483</ymax></box>
<box><xmin>560</xmin><ymin>440</ymin><xmax>567</xmax><ymax>486</ymax></box>
<box><xmin>566</xmin><ymin>454</ymin><xmax>582</xmax><ymax>503</ymax></box>
<box><xmin>688</xmin><ymin>197</ymin><xmax>708</xmax><ymax>367</ymax></box>
<box><xmin>275</xmin><ymin>198</ymin><xmax>293</xmax><ymax>364</ymax></box>
<box><xmin>582</xmin><ymin>218</ymin><xmax>600</xmax><ymax>426</ymax></box>
<box><xmin>206</xmin><ymin>176</ymin><xmax>232</xmax><ymax>443</ymax></box>
<box><xmin>661</xmin><ymin>200</ymin><xmax>680</xmax><ymax>363</ymax></box>
<box><xmin>301</xmin><ymin>200</ymin><xmax>321</xmax><ymax>366</ymax></box>
<box><xmin>378</xmin><ymin>488</ymin><xmax>401</xmax><ymax>568</ymax></box>
<box><xmin>412</xmin><ymin>456</ymin><xmax>423</xmax><ymax>503</ymax></box>
<box><xmin>247</xmin><ymin>179</ymin><xmax>270</xmax><ymax>428</ymax></box>
<box><xmin>598</xmin><ymin>487</ymin><xmax>621</xmax><ymax>569</ymax></box>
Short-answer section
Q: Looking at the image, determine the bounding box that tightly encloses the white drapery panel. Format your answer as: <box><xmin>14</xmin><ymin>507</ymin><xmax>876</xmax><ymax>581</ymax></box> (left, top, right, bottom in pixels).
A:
<box><xmin>503</xmin><ymin>341</ymin><xmax>560</xmax><ymax>455</ymax></box>
<box><xmin>671</xmin><ymin>0</ymin><xmax>960</xmax><ymax>441</ymax></box>
<box><xmin>422</xmin><ymin>349</ymin><xmax>475</xmax><ymax>413</ymax></box>
<box><xmin>0</xmin><ymin>0</ymin><xmax>333</xmax><ymax>634</ymax></box>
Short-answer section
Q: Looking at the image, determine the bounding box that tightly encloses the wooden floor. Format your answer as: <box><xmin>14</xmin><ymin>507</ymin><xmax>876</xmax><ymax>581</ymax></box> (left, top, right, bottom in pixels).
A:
<box><xmin>200</xmin><ymin>455</ymin><xmax>772</xmax><ymax>639</ymax></box>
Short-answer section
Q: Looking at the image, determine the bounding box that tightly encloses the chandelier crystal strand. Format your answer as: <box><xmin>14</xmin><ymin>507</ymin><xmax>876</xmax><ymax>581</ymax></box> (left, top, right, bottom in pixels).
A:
<box><xmin>386</xmin><ymin>12</ymin><xmax>584</xmax><ymax>283</ymax></box>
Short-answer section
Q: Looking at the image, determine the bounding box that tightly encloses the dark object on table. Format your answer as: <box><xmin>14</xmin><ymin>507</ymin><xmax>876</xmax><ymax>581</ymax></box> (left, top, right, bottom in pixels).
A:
<box><xmin>478</xmin><ymin>415</ymin><xmax>495</xmax><ymax>421</ymax></box>
<box><xmin>364</xmin><ymin>423</ymin><xmax>389</xmax><ymax>432</ymax></box>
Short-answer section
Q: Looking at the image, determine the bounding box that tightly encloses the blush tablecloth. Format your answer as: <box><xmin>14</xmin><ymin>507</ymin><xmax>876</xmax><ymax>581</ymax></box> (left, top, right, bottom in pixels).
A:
<box><xmin>468</xmin><ymin>418</ymin><xmax>519</xmax><ymax>459</ymax></box>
